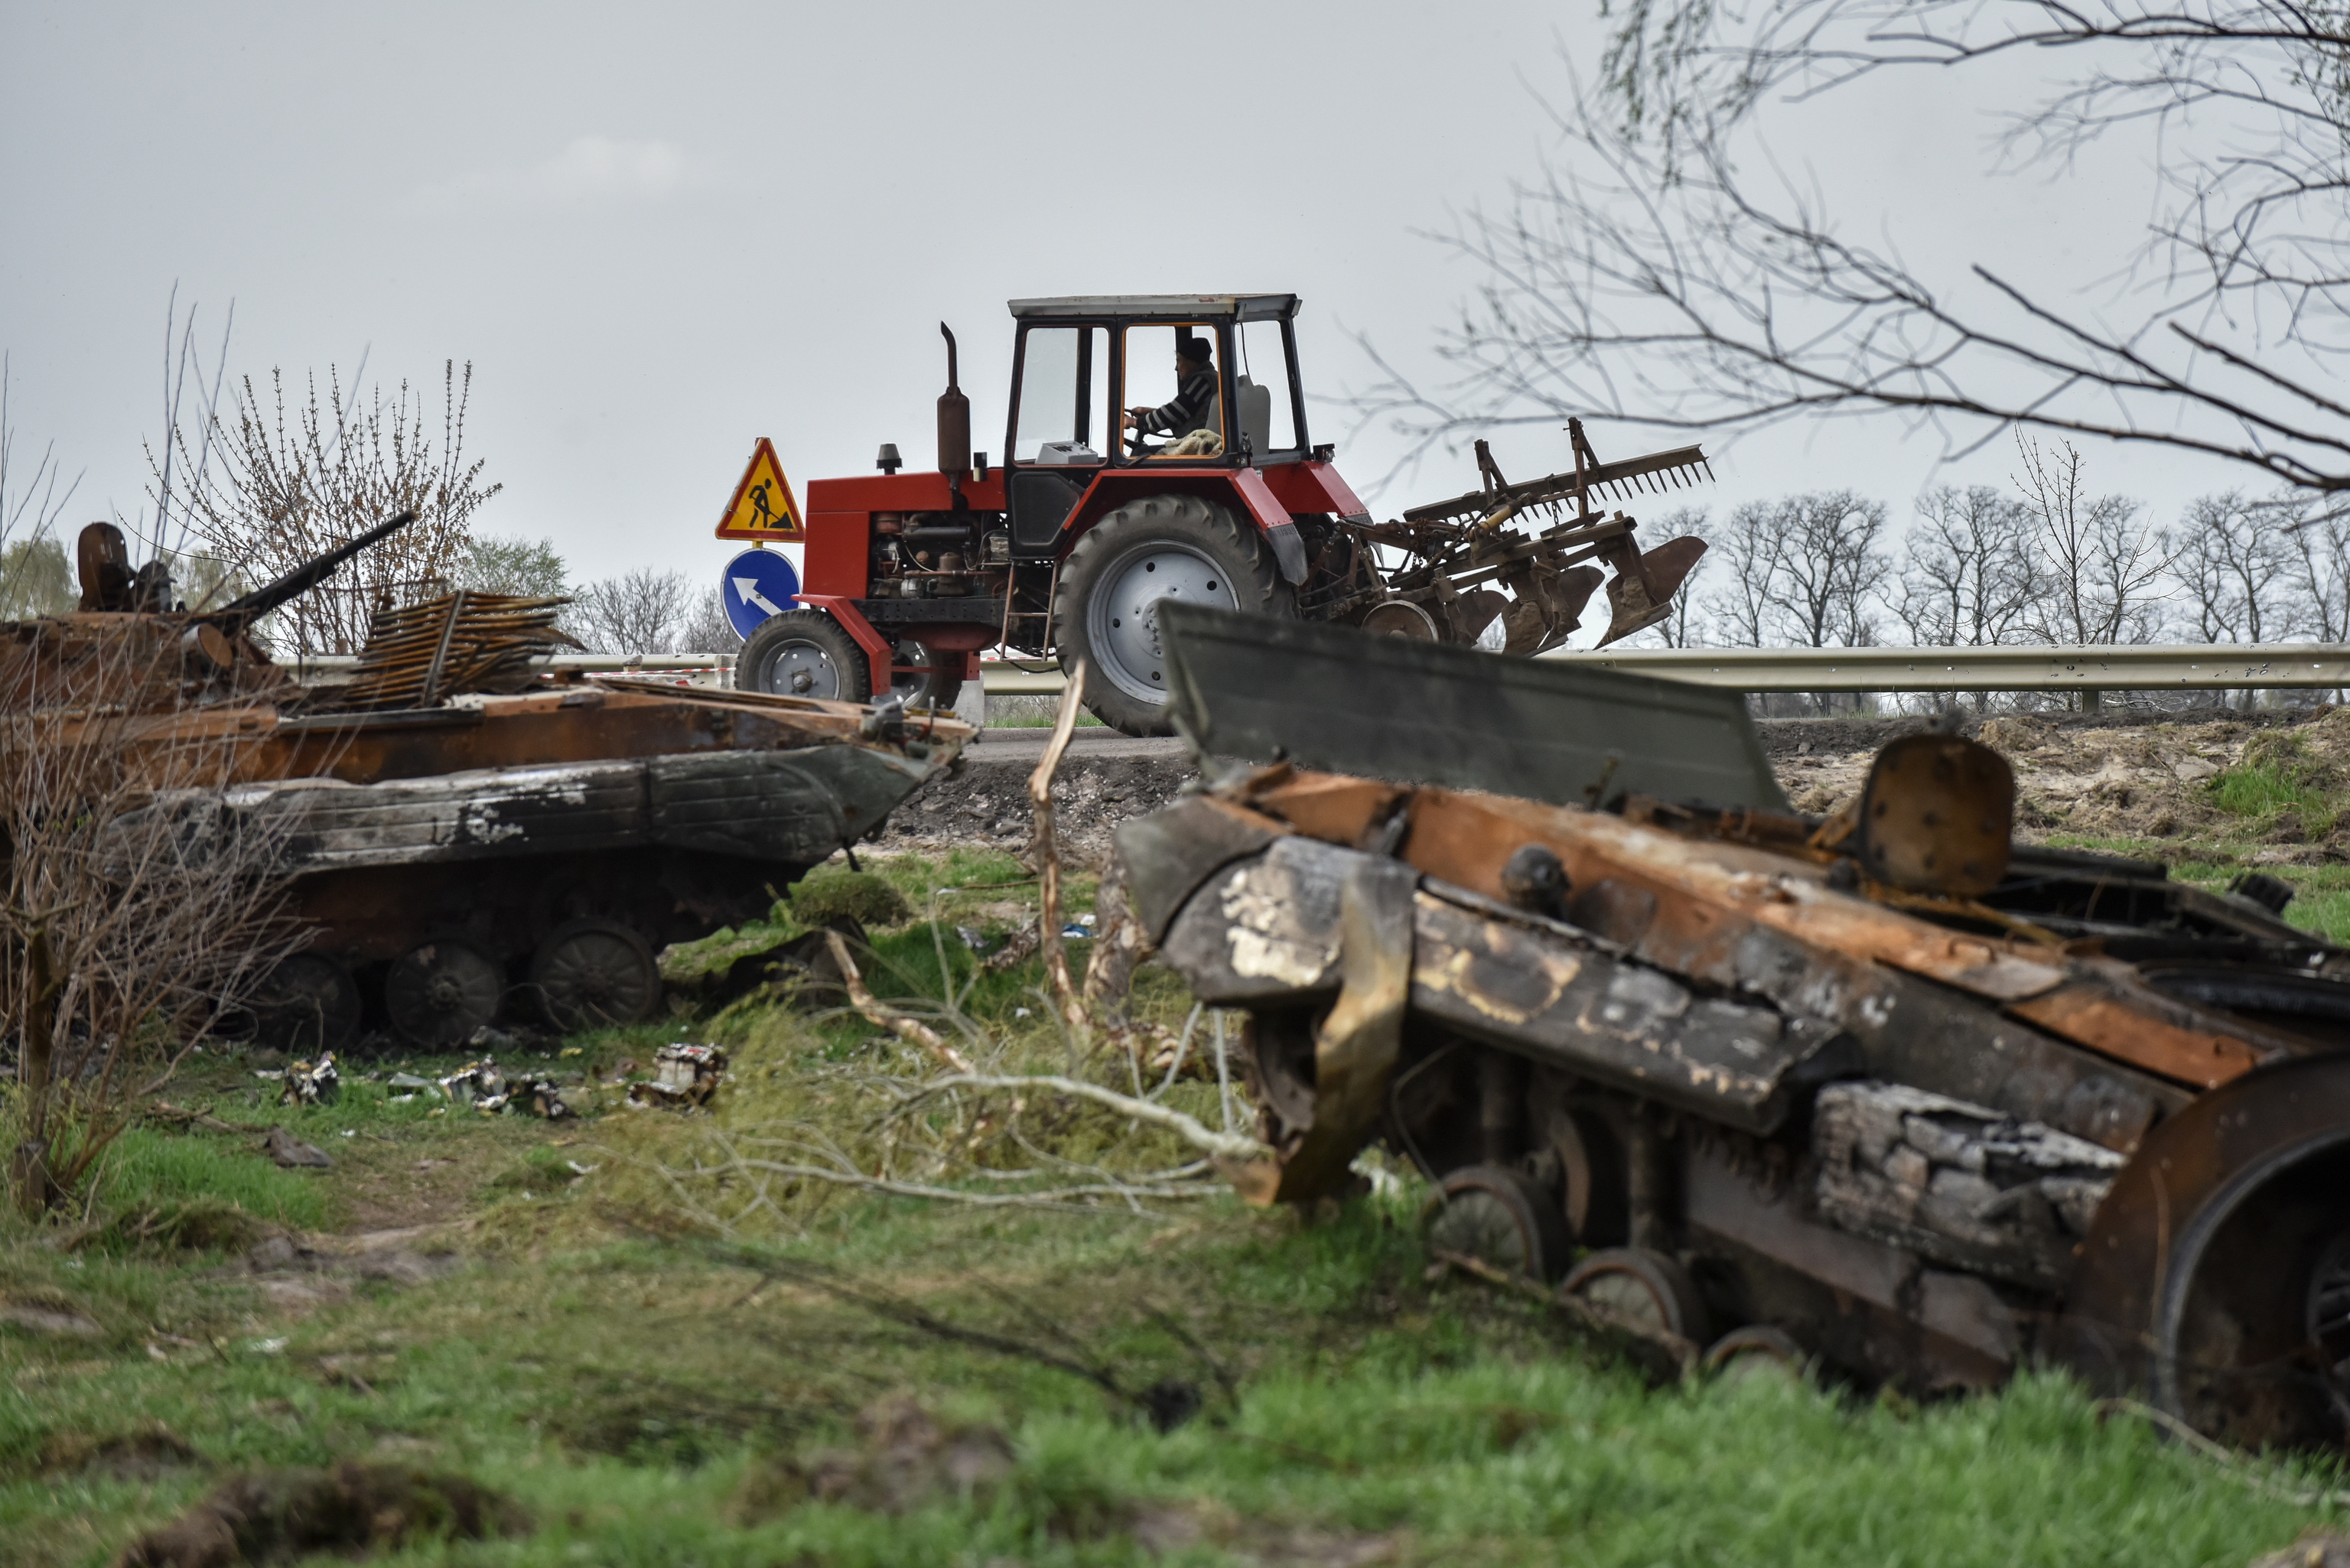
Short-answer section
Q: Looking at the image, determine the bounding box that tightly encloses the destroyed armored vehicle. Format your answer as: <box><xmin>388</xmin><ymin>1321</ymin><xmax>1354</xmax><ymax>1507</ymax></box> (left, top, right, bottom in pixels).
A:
<box><xmin>1123</xmin><ymin>603</ymin><xmax>2350</xmax><ymax>1453</ymax></box>
<box><xmin>5</xmin><ymin>519</ymin><xmax>966</xmax><ymax>1051</ymax></box>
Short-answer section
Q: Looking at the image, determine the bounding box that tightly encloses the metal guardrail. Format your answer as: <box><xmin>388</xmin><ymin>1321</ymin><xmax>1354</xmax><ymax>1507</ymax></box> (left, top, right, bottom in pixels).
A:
<box><xmin>1548</xmin><ymin>643</ymin><xmax>2350</xmax><ymax>691</ymax></box>
<box><xmin>292</xmin><ymin>652</ymin><xmax>735</xmax><ymax>686</ymax></box>
<box><xmin>289</xmin><ymin>645</ymin><xmax>2350</xmax><ymax>698</ymax></box>
<box><xmin>978</xmin><ymin>644</ymin><xmax>2350</xmax><ymax>696</ymax></box>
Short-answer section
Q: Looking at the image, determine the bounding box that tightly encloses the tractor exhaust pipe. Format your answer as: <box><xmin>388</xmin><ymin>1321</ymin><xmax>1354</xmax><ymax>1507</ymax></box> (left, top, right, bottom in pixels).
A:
<box><xmin>937</xmin><ymin>322</ymin><xmax>971</xmax><ymax>478</ymax></box>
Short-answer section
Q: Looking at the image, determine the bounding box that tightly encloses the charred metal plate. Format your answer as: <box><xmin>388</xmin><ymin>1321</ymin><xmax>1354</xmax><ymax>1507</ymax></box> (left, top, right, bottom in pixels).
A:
<box><xmin>1858</xmin><ymin>734</ymin><xmax>2013</xmax><ymax>896</ymax></box>
<box><xmin>1157</xmin><ymin>602</ymin><xmax>1787</xmax><ymax>812</ymax></box>
<box><xmin>1156</xmin><ymin>834</ymin><xmax>1845</xmax><ymax>1133</ymax></box>
<box><xmin>1408</xmin><ymin>886</ymin><xmax>1845</xmax><ymax>1134</ymax></box>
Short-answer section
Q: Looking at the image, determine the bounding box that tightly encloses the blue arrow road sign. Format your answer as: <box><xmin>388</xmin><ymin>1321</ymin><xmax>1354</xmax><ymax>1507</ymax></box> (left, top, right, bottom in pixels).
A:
<box><xmin>721</xmin><ymin>548</ymin><xmax>800</xmax><ymax>640</ymax></box>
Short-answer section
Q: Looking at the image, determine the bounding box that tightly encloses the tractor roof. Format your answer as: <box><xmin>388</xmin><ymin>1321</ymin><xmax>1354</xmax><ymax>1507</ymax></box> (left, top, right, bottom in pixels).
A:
<box><xmin>1007</xmin><ymin>294</ymin><xmax>1299</xmax><ymax>324</ymax></box>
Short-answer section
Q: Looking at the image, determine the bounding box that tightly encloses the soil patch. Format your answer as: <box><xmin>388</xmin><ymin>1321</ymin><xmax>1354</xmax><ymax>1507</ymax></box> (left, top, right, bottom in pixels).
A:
<box><xmin>112</xmin><ymin>1461</ymin><xmax>526</xmax><ymax>1566</ymax></box>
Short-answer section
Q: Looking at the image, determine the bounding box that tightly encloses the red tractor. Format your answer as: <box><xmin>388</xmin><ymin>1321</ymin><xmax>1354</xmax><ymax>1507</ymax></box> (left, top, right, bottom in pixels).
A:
<box><xmin>728</xmin><ymin>294</ymin><xmax>1711</xmax><ymax>736</ymax></box>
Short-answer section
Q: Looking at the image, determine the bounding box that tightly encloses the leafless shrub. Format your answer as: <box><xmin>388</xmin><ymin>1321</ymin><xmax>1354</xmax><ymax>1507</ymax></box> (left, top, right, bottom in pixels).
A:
<box><xmin>2</xmin><ymin>661</ymin><xmax>308</xmax><ymax>1216</ymax></box>
<box><xmin>160</xmin><ymin>362</ymin><xmax>501</xmax><ymax>655</ymax></box>
<box><xmin>571</xmin><ymin>568</ymin><xmax>692</xmax><ymax>656</ymax></box>
<box><xmin>675</xmin><ymin>587</ymin><xmax>744</xmax><ymax>655</ymax></box>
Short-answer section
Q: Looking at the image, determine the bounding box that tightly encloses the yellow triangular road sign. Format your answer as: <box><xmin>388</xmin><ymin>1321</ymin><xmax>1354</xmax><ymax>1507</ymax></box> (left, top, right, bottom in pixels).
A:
<box><xmin>714</xmin><ymin>437</ymin><xmax>805</xmax><ymax>541</ymax></box>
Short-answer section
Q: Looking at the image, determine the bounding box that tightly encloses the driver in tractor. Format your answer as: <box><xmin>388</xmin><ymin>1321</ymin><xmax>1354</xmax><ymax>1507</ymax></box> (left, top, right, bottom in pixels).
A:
<box><xmin>1121</xmin><ymin>334</ymin><xmax>1219</xmax><ymax>450</ymax></box>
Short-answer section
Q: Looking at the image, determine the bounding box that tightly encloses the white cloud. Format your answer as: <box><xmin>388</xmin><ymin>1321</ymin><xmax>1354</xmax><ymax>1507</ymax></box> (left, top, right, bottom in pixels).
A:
<box><xmin>413</xmin><ymin>135</ymin><xmax>702</xmax><ymax>210</ymax></box>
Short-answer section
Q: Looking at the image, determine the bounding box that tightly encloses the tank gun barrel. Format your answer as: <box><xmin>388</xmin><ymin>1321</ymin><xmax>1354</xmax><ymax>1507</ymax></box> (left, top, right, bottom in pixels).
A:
<box><xmin>212</xmin><ymin>510</ymin><xmax>419</xmax><ymax>623</ymax></box>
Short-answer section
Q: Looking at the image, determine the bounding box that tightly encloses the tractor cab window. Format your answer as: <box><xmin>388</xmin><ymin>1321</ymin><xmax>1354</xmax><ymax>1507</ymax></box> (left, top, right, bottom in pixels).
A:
<box><xmin>1011</xmin><ymin>325</ymin><xmax>1110</xmax><ymax>465</ymax></box>
<box><xmin>1234</xmin><ymin>319</ymin><xmax>1300</xmax><ymax>457</ymax></box>
<box><xmin>1121</xmin><ymin>324</ymin><xmax>1226</xmax><ymax>459</ymax></box>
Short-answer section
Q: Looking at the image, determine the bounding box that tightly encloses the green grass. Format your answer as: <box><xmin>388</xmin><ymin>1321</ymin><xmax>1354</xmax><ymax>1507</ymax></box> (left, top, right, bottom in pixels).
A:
<box><xmin>92</xmin><ymin>1126</ymin><xmax>327</xmax><ymax>1236</ymax></box>
<box><xmin>2</xmin><ymin>1192</ymin><xmax>2336</xmax><ymax>1566</ymax></box>
<box><xmin>5</xmin><ymin>855</ymin><xmax>2345</xmax><ymax>1565</ymax></box>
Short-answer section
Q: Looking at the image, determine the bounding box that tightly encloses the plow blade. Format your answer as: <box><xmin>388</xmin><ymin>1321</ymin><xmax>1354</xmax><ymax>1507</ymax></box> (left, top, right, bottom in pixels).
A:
<box><xmin>1597</xmin><ymin>535</ymin><xmax>1709</xmax><ymax>647</ymax></box>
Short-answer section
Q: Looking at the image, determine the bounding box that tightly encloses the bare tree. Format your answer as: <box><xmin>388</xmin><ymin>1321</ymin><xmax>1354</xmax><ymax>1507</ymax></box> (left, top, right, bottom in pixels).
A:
<box><xmin>1701</xmin><ymin>500</ymin><xmax>1786</xmax><ymax>646</ymax></box>
<box><xmin>2283</xmin><ymin>498</ymin><xmax>2350</xmax><ymax>642</ymax></box>
<box><xmin>161</xmin><ymin>362</ymin><xmax>501</xmax><ymax>654</ymax></box>
<box><xmin>1351</xmin><ymin>0</ymin><xmax>2350</xmax><ymax>500</ymax></box>
<box><xmin>1896</xmin><ymin>486</ymin><xmax>2041</xmax><ymax>649</ymax></box>
<box><xmin>2013</xmin><ymin>435</ymin><xmax>2173</xmax><ymax>646</ymax></box>
<box><xmin>2173</xmin><ymin>491</ymin><xmax>2302</xmax><ymax>644</ymax></box>
<box><xmin>676</xmin><ymin>587</ymin><xmax>745</xmax><ymax>655</ymax></box>
<box><xmin>573</xmin><ymin>568</ymin><xmax>692</xmax><ymax>655</ymax></box>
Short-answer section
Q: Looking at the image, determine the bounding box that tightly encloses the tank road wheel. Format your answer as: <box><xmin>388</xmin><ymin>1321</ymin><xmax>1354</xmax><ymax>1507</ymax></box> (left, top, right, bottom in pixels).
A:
<box><xmin>1701</xmin><ymin>1326</ymin><xmax>1811</xmax><ymax>1386</ymax></box>
<box><xmin>1051</xmin><ymin>493</ymin><xmax>1291</xmax><ymax>737</ymax></box>
<box><xmin>383</xmin><ymin>938</ymin><xmax>505</xmax><ymax>1049</ymax></box>
<box><xmin>737</xmin><ymin>610</ymin><xmax>870</xmax><ymax>702</ymax></box>
<box><xmin>1561</xmin><ymin>1248</ymin><xmax>1712</xmax><ymax>1345</ymax></box>
<box><xmin>252</xmin><ymin>953</ymin><xmax>363</xmax><ymax>1054</ymax></box>
<box><xmin>1425</xmin><ymin>1164</ymin><xmax>1574</xmax><ymax>1284</ymax></box>
<box><xmin>888</xmin><ymin>635</ymin><xmax>964</xmax><ymax>714</ymax></box>
<box><xmin>531</xmin><ymin>918</ymin><xmax>659</xmax><ymax>1033</ymax></box>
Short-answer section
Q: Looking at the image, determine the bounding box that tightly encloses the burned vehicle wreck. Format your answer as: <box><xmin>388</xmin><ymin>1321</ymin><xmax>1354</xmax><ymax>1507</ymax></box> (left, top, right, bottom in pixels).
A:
<box><xmin>1122</xmin><ymin>603</ymin><xmax>2350</xmax><ymax>1452</ymax></box>
<box><xmin>8</xmin><ymin>519</ymin><xmax>966</xmax><ymax>1051</ymax></box>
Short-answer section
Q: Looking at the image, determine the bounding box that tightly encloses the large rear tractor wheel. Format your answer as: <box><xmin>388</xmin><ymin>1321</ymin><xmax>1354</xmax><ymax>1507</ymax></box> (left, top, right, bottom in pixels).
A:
<box><xmin>1050</xmin><ymin>493</ymin><xmax>1290</xmax><ymax>736</ymax></box>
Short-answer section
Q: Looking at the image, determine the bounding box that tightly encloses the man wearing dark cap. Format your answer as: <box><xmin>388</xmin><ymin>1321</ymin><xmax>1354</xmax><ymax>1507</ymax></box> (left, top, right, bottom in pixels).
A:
<box><xmin>1122</xmin><ymin>334</ymin><xmax>1219</xmax><ymax>446</ymax></box>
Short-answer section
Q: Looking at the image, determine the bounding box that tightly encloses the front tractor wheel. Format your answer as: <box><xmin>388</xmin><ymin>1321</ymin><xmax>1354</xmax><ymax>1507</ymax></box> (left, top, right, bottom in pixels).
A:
<box><xmin>1050</xmin><ymin>493</ymin><xmax>1291</xmax><ymax>736</ymax></box>
<box><xmin>736</xmin><ymin>610</ymin><xmax>962</xmax><ymax>712</ymax></box>
<box><xmin>737</xmin><ymin>610</ymin><xmax>869</xmax><ymax>701</ymax></box>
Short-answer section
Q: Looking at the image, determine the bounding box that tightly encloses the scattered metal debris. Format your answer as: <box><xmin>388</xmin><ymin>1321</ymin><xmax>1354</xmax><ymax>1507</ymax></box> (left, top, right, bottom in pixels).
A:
<box><xmin>1127</xmin><ymin>607</ymin><xmax>2350</xmax><ymax>1453</ymax></box>
<box><xmin>278</xmin><ymin>1054</ymin><xmax>340</xmax><ymax>1107</ymax></box>
<box><xmin>628</xmin><ymin>1043</ymin><xmax>727</xmax><ymax>1109</ymax></box>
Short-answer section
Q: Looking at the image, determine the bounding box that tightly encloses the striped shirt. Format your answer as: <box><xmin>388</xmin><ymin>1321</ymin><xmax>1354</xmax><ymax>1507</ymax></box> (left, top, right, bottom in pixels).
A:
<box><xmin>1137</xmin><ymin>370</ymin><xmax>1218</xmax><ymax>438</ymax></box>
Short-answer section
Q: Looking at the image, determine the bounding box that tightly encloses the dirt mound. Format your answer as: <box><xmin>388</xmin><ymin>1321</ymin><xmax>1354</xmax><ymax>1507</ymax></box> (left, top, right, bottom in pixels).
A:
<box><xmin>112</xmin><ymin>1461</ymin><xmax>526</xmax><ymax>1566</ymax></box>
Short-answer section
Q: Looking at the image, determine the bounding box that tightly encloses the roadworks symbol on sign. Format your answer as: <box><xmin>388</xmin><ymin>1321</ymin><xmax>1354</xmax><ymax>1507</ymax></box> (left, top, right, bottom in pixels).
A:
<box><xmin>713</xmin><ymin>436</ymin><xmax>805</xmax><ymax>541</ymax></box>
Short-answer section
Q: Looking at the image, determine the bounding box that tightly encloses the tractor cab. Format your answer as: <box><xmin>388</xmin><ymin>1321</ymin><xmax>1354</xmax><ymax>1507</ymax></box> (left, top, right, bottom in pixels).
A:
<box><xmin>1001</xmin><ymin>294</ymin><xmax>1318</xmax><ymax>557</ymax></box>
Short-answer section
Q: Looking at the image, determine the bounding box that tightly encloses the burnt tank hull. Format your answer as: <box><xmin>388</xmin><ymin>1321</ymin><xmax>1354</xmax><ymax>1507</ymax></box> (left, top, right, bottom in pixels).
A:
<box><xmin>1126</xmin><ymin>604</ymin><xmax>2350</xmax><ymax>1453</ymax></box>
<box><xmin>154</xmin><ymin>682</ymin><xmax>965</xmax><ymax>1048</ymax></box>
<box><xmin>7</xmin><ymin>600</ymin><xmax>964</xmax><ymax>1051</ymax></box>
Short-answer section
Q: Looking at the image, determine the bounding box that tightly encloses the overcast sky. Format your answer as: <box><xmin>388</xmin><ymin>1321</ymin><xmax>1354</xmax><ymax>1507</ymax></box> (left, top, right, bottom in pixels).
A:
<box><xmin>1</xmin><ymin>0</ymin><xmax>2247</xmax><ymax>643</ymax></box>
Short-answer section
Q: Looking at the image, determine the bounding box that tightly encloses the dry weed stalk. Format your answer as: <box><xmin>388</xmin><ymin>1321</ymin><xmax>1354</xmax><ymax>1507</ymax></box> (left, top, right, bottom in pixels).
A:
<box><xmin>2</xmin><ymin>646</ymin><xmax>308</xmax><ymax>1215</ymax></box>
<box><xmin>158</xmin><ymin>362</ymin><xmax>500</xmax><ymax>655</ymax></box>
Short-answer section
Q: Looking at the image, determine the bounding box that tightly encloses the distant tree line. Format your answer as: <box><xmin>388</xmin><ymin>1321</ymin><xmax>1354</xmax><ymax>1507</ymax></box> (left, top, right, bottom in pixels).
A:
<box><xmin>1622</xmin><ymin>434</ymin><xmax>2350</xmax><ymax>711</ymax></box>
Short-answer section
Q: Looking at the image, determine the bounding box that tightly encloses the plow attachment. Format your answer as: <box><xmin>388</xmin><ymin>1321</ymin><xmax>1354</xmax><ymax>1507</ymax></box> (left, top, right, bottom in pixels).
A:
<box><xmin>1342</xmin><ymin>419</ymin><xmax>1714</xmax><ymax>652</ymax></box>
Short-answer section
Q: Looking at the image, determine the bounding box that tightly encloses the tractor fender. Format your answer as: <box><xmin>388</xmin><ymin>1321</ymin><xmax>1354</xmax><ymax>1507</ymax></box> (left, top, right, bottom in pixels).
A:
<box><xmin>795</xmin><ymin>594</ymin><xmax>893</xmax><ymax>698</ymax></box>
<box><xmin>1057</xmin><ymin>469</ymin><xmax>1309</xmax><ymax>584</ymax></box>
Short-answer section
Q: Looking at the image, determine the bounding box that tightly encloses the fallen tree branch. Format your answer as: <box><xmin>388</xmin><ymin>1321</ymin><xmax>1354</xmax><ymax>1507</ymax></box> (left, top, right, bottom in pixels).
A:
<box><xmin>2092</xmin><ymin>1397</ymin><xmax>2350</xmax><ymax>1508</ymax></box>
<box><xmin>825</xmin><ymin>929</ymin><xmax>973</xmax><ymax>1073</ymax></box>
<box><xmin>903</xmin><ymin>1072</ymin><xmax>1265</xmax><ymax>1163</ymax></box>
<box><xmin>677</xmin><ymin>1155</ymin><xmax>1216</xmax><ymax>1210</ymax></box>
